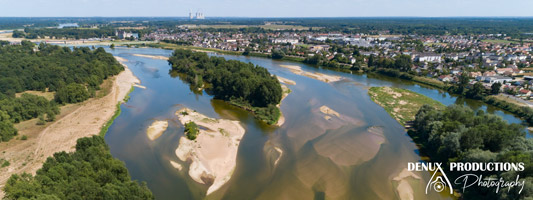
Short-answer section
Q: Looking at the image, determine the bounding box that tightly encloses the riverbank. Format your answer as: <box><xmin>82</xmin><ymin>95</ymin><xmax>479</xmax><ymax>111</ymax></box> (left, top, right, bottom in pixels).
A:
<box><xmin>368</xmin><ymin>87</ymin><xmax>445</xmax><ymax>126</ymax></box>
<box><xmin>174</xmin><ymin>107</ymin><xmax>246</xmax><ymax>195</ymax></box>
<box><xmin>132</xmin><ymin>54</ymin><xmax>169</xmax><ymax>60</ymax></box>
<box><xmin>0</xmin><ymin>56</ymin><xmax>139</xmax><ymax>197</ymax></box>
<box><xmin>279</xmin><ymin>65</ymin><xmax>342</xmax><ymax>83</ymax></box>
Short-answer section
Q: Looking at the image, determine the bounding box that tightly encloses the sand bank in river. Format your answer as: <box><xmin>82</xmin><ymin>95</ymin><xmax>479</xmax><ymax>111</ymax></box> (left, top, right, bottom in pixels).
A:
<box><xmin>170</xmin><ymin>160</ymin><xmax>183</xmax><ymax>171</ymax></box>
<box><xmin>175</xmin><ymin>108</ymin><xmax>246</xmax><ymax>195</ymax></box>
<box><xmin>0</xmin><ymin>57</ymin><xmax>139</xmax><ymax>198</ymax></box>
<box><xmin>319</xmin><ymin>105</ymin><xmax>340</xmax><ymax>120</ymax></box>
<box><xmin>275</xmin><ymin>84</ymin><xmax>292</xmax><ymax>126</ymax></box>
<box><xmin>132</xmin><ymin>54</ymin><xmax>169</xmax><ymax>60</ymax></box>
<box><xmin>393</xmin><ymin>168</ymin><xmax>421</xmax><ymax>200</ymax></box>
<box><xmin>114</xmin><ymin>56</ymin><xmax>128</xmax><ymax>62</ymax></box>
<box><xmin>146</xmin><ymin>120</ymin><xmax>169</xmax><ymax>140</ymax></box>
<box><xmin>279</xmin><ymin>65</ymin><xmax>341</xmax><ymax>83</ymax></box>
<box><xmin>277</xmin><ymin>76</ymin><xmax>296</xmax><ymax>85</ymax></box>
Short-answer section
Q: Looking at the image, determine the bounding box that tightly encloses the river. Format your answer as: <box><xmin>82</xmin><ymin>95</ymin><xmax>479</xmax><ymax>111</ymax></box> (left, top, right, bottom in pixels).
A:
<box><xmin>101</xmin><ymin>46</ymin><xmax>527</xmax><ymax>200</ymax></box>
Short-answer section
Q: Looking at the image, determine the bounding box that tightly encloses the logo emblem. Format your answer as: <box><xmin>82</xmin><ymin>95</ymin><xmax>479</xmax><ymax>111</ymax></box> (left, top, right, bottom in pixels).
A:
<box><xmin>426</xmin><ymin>165</ymin><xmax>453</xmax><ymax>194</ymax></box>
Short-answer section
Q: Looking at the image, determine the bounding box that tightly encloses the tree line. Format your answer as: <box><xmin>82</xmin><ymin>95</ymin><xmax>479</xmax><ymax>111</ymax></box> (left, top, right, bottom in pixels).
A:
<box><xmin>14</xmin><ymin>27</ymin><xmax>115</xmax><ymax>39</ymax></box>
<box><xmin>3</xmin><ymin>136</ymin><xmax>154</xmax><ymax>199</ymax></box>
<box><xmin>168</xmin><ymin>49</ymin><xmax>283</xmax><ymax>124</ymax></box>
<box><xmin>0</xmin><ymin>41</ymin><xmax>123</xmax><ymax>142</ymax></box>
<box><xmin>411</xmin><ymin>105</ymin><xmax>533</xmax><ymax>199</ymax></box>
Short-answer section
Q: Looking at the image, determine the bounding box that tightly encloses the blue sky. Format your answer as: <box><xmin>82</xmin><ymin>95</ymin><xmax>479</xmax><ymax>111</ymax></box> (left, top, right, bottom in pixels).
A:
<box><xmin>1</xmin><ymin>0</ymin><xmax>533</xmax><ymax>17</ymax></box>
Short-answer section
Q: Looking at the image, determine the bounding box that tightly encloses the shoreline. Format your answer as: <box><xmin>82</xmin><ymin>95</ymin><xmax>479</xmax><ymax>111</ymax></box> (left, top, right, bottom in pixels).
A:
<box><xmin>0</xmin><ymin>56</ymin><xmax>139</xmax><ymax>197</ymax></box>
<box><xmin>279</xmin><ymin>65</ymin><xmax>342</xmax><ymax>83</ymax></box>
<box><xmin>132</xmin><ymin>54</ymin><xmax>169</xmax><ymax>60</ymax></box>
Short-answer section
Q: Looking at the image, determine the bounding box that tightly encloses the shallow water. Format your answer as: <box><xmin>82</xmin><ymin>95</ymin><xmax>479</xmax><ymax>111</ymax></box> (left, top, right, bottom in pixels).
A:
<box><xmin>101</xmin><ymin>46</ymin><xmax>527</xmax><ymax>200</ymax></box>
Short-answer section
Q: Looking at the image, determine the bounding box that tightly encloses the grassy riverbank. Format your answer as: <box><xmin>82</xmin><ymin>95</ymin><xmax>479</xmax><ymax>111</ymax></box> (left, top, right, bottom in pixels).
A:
<box><xmin>368</xmin><ymin>87</ymin><xmax>445</xmax><ymax>126</ymax></box>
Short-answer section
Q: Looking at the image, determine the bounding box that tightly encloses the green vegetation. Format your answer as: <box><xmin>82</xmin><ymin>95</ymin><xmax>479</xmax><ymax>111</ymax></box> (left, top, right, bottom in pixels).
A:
<box><xmin>0</xmin><ymin>41</ymin><xmax>123</xmax><ymax>142</ymax></box>
<box><xmin>168</xmin><ymin>49</ymin><xmax>283</xmax><ymax>124</ymax></box>
<box><xmin>18</xmin><ymin>27</ymin><xmax>115</xmax><ymax>39</ymax></box>
<box><xmin>184</xmin><ymin>121</ymin><xmax>199</xmax><ymax>140</ymax></box>
<box><xmin>368</xmin><ymin>87</ymin><xmax>445</xmax><ymax>125</ymax></box>
<box><xmin>99</xmin><ymin>103</ymin><xmax>122</xmax><ymax>137</ymax></box>
<box><xmin>410</xmin><ymin>105</ymin><xmax>533</xmax><ymax>199</ymax></box>
<box><xmin>0</xmin><ymin>41</ymin><xmax>122</xmax><ymax>97</ymax></box>
<box><xmin>0</xmin><ymin>110</ymin><xmax>17</xmax><ymax>142</ymax></box>
<box><xmin>1</xmin><ymin>158</ymin><xmax>10</xmax><ymax>168</ymax></box>
<box><xmin>3</xmin><ymin>136</ymin><xmax>154</xmax><ymax>199</ymax></box>
<box><xmin>54</xmin><ymin>83</ymin><xmax>90</xmax><ymax>104</ymax></box>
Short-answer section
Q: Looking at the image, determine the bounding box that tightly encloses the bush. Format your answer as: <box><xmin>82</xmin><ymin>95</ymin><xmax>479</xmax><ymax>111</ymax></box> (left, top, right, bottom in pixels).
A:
<box><xmin>54</xmin><ymin>83</ymin><xmax>90</xmax><ymax>104</ymax></box>
<box><xmin>1</xmin><ymin>159</ymin><xmax>10</xmax><ymax>168</ymax></box>
<box><xmin>184</xmin><ymin>121</ymin><xmax>199</xmax><ymax>140</ymax></box>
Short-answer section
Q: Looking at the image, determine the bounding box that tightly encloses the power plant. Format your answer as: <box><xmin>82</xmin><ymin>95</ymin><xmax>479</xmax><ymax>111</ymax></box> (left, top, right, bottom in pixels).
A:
<box><xmin>189</xmin><ymin>9</ymin><xmax>205</xmax><ymax>20</ymax></box>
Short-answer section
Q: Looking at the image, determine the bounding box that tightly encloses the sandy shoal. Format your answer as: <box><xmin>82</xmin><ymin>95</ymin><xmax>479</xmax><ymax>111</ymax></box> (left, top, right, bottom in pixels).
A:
<box><xmin>393</xmin><ymin>168</ymin><xmax>421</xmax><ymax>200</ymax></box>
<box><xmin>319</xmin><ymin>105</ymin><xmax>340</xmax><ymax>120</ymax></box>
<box><xmin>275</xmin><ymin>84</ymin><xmax>292</xmax><ymax>126</ymax></box>
<box><xmin>132</xmin><ymin>54</ymin><xmax>169</xmax><ymax>60</ymax></box>
<box><xmin>0</xmin><ymin>57</ymin><xmax>139</xmax><ymax>198</ymax></box>
<box><xmin>279</xmin><ymin>65</ymin><xmax>341</xmax><ymax>83</ymax></box>
<box><xmin>277</xmin><ymin>76</ymin><xmax>296</xmax><ymax>85</ymax></box>
<box><xmin>146</xmin><ymin>120</ymin><xmax>169</xmax><ymax>141</ymax></box>
<box><xmin>175</xmin><ymin>108</ymin><xmax>246</xmax><ymax>195</ymax></box>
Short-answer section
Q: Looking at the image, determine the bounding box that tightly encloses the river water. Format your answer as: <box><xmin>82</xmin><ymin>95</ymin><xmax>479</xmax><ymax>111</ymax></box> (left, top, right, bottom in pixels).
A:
<box><xmin>101</xmin><ymin>46</ymin><xmax>527</xmax><ymax>200</ymax></box>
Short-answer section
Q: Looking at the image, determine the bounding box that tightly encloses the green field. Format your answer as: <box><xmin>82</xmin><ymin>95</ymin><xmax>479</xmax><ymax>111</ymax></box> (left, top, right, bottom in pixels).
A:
<box><xmin>368</xmin><ymin>87</ymin><xmax>444</xmax><ymax>126</ymax></box>
<box><xmin>481</xmin><ymin>39</ymin><xmax>513</xmax><ymax>44</ymax></box>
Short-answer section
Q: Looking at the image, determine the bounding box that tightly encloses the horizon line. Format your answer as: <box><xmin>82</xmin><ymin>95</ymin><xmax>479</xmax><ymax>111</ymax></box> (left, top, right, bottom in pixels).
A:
<box><xmin>1</xmin><ymin>16</ymin><xmax>533</xmax><ymax>18</ymax></box>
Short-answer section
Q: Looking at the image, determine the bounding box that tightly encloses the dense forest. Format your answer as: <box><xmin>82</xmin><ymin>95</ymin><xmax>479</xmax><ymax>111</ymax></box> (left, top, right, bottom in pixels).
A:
<box><xmin>0</xmin><ymin>41</ymin><xmax>123</xmax><ymax>142</ymax></box>
<box><xmin>411</xmin><ymin>105</ymin><xmax>533</xmax><ymax>199</ymax></box>
<box><xmin>168</xmin><ymin>49</ymin><xmax>283</xmax><ymax>124</ymax></box>
<box><xmin>3</xmin><ymin>136</ymin><xmax>154</xmax><ymax>199</ymax></box>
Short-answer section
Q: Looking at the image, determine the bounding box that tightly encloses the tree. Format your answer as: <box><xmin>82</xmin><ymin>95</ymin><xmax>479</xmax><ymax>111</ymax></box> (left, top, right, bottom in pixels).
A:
<box><xmin>3</xmin><ymin>136</ymin><xmax>154</xmax><ymax>199</ymax></box>
<box><xmin>466</xmin><ymin>82</ymin><xmax>485</xmax><ymax>100</ymax></box>
<box><xmin>184</xmin><ymin>122</ymin><xmax>199</xmax><ymax>140</ymax></box>
<box><xmin>54</xmin><ymin>83</ymin><xmax>90</xmax><ymax>104</ymax></box>
<box><xmin>271</xmin><ymin>49</ymin><xmax>285</xmax><ymax>59</ymax></box>
<box><xmin>491</xmin><ymin>82</ymin><xmax>502</xmax><ymax>95</ymax></box>
<box><xmin>0</xmin><ymin>110</ymin><xmax>17</xmax><ymax>142</ymax></box>
<box><xmin>411</xmin><ymin>104</ymin><xmax>532</xmax><ymax>199</ymax></box>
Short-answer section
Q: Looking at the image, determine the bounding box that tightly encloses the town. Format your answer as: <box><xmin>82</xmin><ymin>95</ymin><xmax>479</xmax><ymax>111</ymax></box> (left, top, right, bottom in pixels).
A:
<box><xmin>143</xmin><ymin>25</ymin><xmax>533</xmax><ymax>104</ymax></box>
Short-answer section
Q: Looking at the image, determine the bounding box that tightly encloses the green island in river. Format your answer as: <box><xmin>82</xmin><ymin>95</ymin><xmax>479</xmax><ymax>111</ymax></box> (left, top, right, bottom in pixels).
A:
<box><xmin>168</xmin><ymin>49</ymin><xmax>286</xmax><ymax>125</ymax></box>
<box><xmin>368</xmin><ymin>86</ymin><xmax>445</xmax><ymax>126</ymax></box>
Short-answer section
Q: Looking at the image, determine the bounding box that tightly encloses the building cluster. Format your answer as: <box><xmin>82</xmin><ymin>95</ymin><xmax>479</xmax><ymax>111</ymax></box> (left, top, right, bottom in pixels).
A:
<box><xmin>143</xmin><ymin>27</ymin><xmax>533</xmax><ymax>98</ymax></box>
<box><xmin>115</xmin><ymin>30</ymin><xmax>139</xmax><ymax>39</ymax></box>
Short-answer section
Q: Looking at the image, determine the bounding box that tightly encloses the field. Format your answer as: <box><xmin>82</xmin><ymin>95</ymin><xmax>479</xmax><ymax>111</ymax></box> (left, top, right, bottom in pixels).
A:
<box><xmin>368</xmin><ymin>87</ymin><xmax>445</xmax><ymax>126</ymax></box>
<box><xmin>481</xmin><ymin>39</ymin><xmax>514</xmax><ymax>44</ymax></box>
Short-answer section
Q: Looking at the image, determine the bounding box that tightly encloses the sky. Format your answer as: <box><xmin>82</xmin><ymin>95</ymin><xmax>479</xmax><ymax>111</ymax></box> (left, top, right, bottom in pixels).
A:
<box><xmin>1</xmin><ymin>0</ymin><xmax>533</xmax><ymax>17</ymax></box>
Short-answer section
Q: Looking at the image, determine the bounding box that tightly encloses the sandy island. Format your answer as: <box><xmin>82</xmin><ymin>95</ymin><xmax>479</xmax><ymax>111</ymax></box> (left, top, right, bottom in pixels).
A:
<box><xmin>319</xmin><ymin>105</ymin><xmax>340</xmax><ymax>120</ymax></box>
<box><xmin>279</xmin><ymin>65</ymin><xmax>341</xmax><ymax>83</ymax></box>
<box><xmin>0</xmin><ymin>56</ymin><xmax>139</xmax><ymax>198</ymax></box>
<box><xmin>132</xmin><ymin>54</ymin><xmax>169</xmax><ymax>60</ymax></box>
<box><xmin>277</xmin><ymin>76</ymin><xmax>296</xmax><ymax>85</ymax></box>
<box><xmin>146</xmin><ymin>120</ymin><xmax>169</xmax><ymax>140</ymax></box>
<box><xmin>175</xmin><ymin>108</ymin><xmax>246</xmax><ymax>195</ymax></box>
<box><xmin>393</xmin><ymin>168</ymin><xmax>422</xmax><ymax>200</ymax></box>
